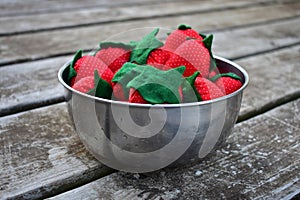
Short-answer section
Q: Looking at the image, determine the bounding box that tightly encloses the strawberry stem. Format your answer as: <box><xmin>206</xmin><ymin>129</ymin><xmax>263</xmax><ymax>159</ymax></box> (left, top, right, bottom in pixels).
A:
<box><xmin>177</xmin><ymin>24</ymin><xmax>192</xmax><ymax>30</ymax></box>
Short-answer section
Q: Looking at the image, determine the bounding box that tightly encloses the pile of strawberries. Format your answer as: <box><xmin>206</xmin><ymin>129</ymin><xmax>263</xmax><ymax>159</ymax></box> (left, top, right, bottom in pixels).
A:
<box><xmin>68</xmin><ymin>24</ymin><xmax>243</xmax><ymax>104</ymax></box>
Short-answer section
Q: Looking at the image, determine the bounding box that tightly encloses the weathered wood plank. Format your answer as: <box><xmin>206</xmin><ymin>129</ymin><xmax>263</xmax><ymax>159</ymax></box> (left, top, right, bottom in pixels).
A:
<box><xmin>0</xmin><ymin>0</ymin><xmax>292</xmax><ymax>35</ymax></box>
<box><xmin>0</xmin><ymin>3</ymin><xmax>299</xmax><ymax>65</ymax></box>
<box><xmin>0</xmin><ymin>0</ymin><xmax>180</xmax><ymax>17</ymax></box>
<box><xmin>0</xmin><ymin>56</ymin><xmax>70</xmax><ymax>117</ymax></box>
<box><xmin>47</xmin><ymin>99</ymin><xmax>300</xmax><ymax>200</ymax></box>
<box><xmin>0</xmin><ymin>103</ymin><xmax>114</xmax><ymax>200</ymax></box>
<box><xmin>237</xmin><ymin>45</ymin><xmax>300</xmax><ymax>121</ymax></box>
<box><xmin>0</xmin><ymin>46</ymin><xmax>299</xmax><ymax>198</ymax></box>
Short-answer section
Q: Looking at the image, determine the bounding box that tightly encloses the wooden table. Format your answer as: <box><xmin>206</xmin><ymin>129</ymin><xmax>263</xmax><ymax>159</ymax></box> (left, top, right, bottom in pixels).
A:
<box><xmin>1</xmin><ymin>0</ymin><xmax>299</xmax><ymax>199</ymax></box>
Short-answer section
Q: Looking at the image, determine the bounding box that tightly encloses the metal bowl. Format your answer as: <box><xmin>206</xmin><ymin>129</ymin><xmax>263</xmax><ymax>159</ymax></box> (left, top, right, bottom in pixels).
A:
<box><xmin>58</xmin><ymin>56</ymin><xmax>249</xmax><ymax>173</ymax></box>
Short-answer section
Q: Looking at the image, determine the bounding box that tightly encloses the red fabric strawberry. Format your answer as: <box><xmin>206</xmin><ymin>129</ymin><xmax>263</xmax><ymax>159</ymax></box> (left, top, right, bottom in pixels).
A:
<box><xmin>113</xmin><ymin>83</ymin><xmax>128</xmax><ymax>101</ymax></box>
<box><xmin>211</xmin><ymin>73</ymin><xmax>243</xmax><ymax>95</ymax></box>
<box><xmin>129</xmin><ymin>88</ymin><xmax>148</xmax><ymax>103</ymax></box>
<box><xmin>146</xmin><ymin>48</ymin><xmax>171</xmax><ymax>70</ymax></box>
<box><xmin>164</xmin><ymin>24</ymin><xmax>203</xmax><ymax>52</ymax></box>
<box><xmin>95</xmin><ymin>42</ymin><xmax>133</xmax><ymax>73</ymax></box>
<box><xmin>69</xmin><ymin>50</ymin><xmax>114</xmax><ymax>87</ymax></box>
<box><xmin>165</xmin><ymin>39</ymin><xmax>210</xmax><ymax>77</ymax></box>
<box><xmin>72</xmin><ymin>76</ymin><xmax>94</xmax><ymax>93</ymax></box>
<box><xmin>194</xmin><ymin>77</ymin><xmax>224</xmax><ymax>101</ymax></box>
<box><xmin>129</xmin><ymin>88</ymin><xmax>184</xmax><ymax>104</ymax></box>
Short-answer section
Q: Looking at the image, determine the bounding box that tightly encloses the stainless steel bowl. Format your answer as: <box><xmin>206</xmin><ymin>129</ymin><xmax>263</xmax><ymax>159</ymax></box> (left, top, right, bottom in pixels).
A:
<box><xmin>58</xmin><ymin>56</ymin><xmax>249</xmax><ymax>173</ymax></box>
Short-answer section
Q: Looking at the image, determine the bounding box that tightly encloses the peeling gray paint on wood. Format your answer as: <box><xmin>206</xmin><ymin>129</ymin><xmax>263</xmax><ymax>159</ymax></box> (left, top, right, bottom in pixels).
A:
<box><xmin>0</xmin><ymin>2</ymin><xmax>299</xmax><ymax>65</ymax></box>
<box><xmin>48</xmin><ymin>99</ymin><xmax>300</xmax><ymax>200</ymax></box>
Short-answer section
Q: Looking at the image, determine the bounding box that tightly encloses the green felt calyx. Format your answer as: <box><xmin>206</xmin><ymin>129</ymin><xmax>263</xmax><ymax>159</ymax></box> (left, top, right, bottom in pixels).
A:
<box><xmin>68</xmin><ymin>49</ymin><xmax>82</xmax><ymax>82</ymax></box>
<box><xmin>112</xmin><ymin>62</ymin><xmax>145</xmax><ymax>99</ymax></box>
<box><xmin>87</xmin><ymin>70</ymin><xmax>112</xmax><ymax>99</ymax></box>
<box><xmin>99</xmin><ymin>42</ymin><xmax>135</xmax><ymax>50</ymax></box>
<box><xmin>127</xmin><ymin>65</ymin><xmax>185</xmax><ymax>104</ymax></box>
<box><xmin>210</xmin><ymin>72</ymin><xmax>242</xmax><ymax>82</ymax></box>
<box><xmin>130</xmin><ymin>28</ymin><xmax>163</xmax><ymax>64</ymax></box>
<box><xmin>182</xmin><ymin>72</ymin><xmax>202</xmax><ymax>102</ymax></box>
<box><xmin>113</xmin><ymin>62</ymin><xmax>186</xmax><ymax>103</ymax></box>
<box><xmin>201</xmin><ymin>34</ymin><xmax>217</xmax><ymax>71</ymax></box>
<box><xmin>177</xmin><ymin>24</ymin><xmax>192</xmax><ymax>30</ymax></box>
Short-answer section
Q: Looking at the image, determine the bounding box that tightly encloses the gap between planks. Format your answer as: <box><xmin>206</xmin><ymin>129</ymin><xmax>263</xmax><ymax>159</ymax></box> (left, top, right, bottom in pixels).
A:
<box><xmin>1</xmin><ymin>6</ymin><xmax>300</xmax><ymax>67</ymax></box>
<box><xmin>0</xmin><ymin>0</ymin><xmax>184</xmax><ymax>17</ymax></box>
<box><xmin>0</xmin><ymin>0</ymin><xmax>295</xmax><ymax>36</ymax></box>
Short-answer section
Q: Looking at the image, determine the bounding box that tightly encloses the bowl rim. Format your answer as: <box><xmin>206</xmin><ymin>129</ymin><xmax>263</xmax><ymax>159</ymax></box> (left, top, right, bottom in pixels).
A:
<box><xmin>58</xmin><ymin>55</ymin><xmax>249</xmax><ymax>108</ymax></box>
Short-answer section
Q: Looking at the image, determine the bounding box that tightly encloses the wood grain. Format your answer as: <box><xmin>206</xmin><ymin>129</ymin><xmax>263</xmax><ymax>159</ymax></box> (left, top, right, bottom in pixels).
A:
<box><xmin>0</xmin><ymin>2</ymin><xmax>299</xmax><ymax>65</ymax></box>
<box><xmin>0</xmin><ymin>103</ymin><xmax>114</xmax><ymax>199</ymax></box>
<box><xmin>237</xmin><ymin>45</ymin><xmax>300</xmax><ymax>121</ymax></box>
<box><xmin>0</xmin><ymin>0</ymin><xmax>181</xmax><ymax>17</ymax></box>
<box><xmin>0</xmin><ymin>0</ymin><xmax>288</xmax><ymax>35</ymax></box>
<box><xmin>0</xmin><ymin>56</ymin><xmax>70</xmax><ymax>116</ymax></box>
<box><xmin>0</xmin><ymin>46</ymin><xmax>299</xmax><ymax>198</ymax></box>
<box><xmin>48</xmin><ymin>99</ymin><xmax>300</xmax><ymax>200</ymax></box>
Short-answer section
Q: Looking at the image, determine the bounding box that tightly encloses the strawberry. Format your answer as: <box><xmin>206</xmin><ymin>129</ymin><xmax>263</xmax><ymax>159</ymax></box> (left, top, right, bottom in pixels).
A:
<box><xmin>165</xmin><ymin>38</ymin><xmax>210</xmax><ymax>77</ymax></box>
<box><xmin>69</xmin><ymin>50</ymin><xmax>114</xmax><ymax>86</ymax></box>
<box><xmin>129</xmin><ymin>88</ymin><xmax>148</xmax><ymax>103</ymax></box>
<box><xmin>95</xmin><ymin>42</ymin><xmax>133</xmax><ymax>73</ymax></box>
<box><xmin>194</xmin><ymin>77</ymin><xmax>224</xmax><ymax>101</ymax></box>
<box><xmin>211</xmin><ymin>73</ymin><xmax>242</xmax><ymax>95</ymax></box>
<box><xmin>146</xmin><ymin>48</ymin><xmax>171</xmax><ymax>70</ymax></box>
<box><xmin>113</xmin><ymin>83</ymin><xmax>127</xmax><ymax>101</ymax></box>
<box><xmin>72</xmin><ymin>76</ymin><xmax>94</xmax><ymax>93</ymax></box>
<box><xmin>129</xmin><ymin>87</ymin><xmax>184</xmax><ymax>104</ymax></box>
<box><xmin>164</xmin><ymin>24</ymin><xmax>203</xmax><ymax>52</ymax></box>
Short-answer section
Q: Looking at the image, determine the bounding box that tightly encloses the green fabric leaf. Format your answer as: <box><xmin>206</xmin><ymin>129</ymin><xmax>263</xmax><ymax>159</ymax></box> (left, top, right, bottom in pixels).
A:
<box><xmin>112</xmin><ymin>62</ymin><xmax>141</xmax><ymax>83</ymax></box>
<box><xmin>127</xmin><ymin>66</ymin><xmax>185</xmax><ymax>104</ymax></box>
<box><xmin>130</xmin><ymin>28</ymin><xmax>164</xmax><ymax>64</ymax></box>
<box><xmin>99</xmin><ymin>42</ymin><xmax>135</xmax><ymax>50</ymax></box>
<box><xmin>210</xmin><ymin>72</ymin><xmax>242</xmax><ymax>82</ymax></box>
<box><xmin>68</xmin><ymin>49</ymin><xmax>82</xmax><ymax>82</ymax></box>
<box><xmin>182</xmin><ymin>72</ymin><xmax>202</xmax><ymax>102</ymax></box>
<box><xmin>202</xmin><ymin>34</ymin><xmax>217</xmax><ymax>71</ymax></box>
<box><xmin>87</xmin><ymin>70</ymin><xmax>112</xmax><ymax>99</ymax></box>
<box><xmin>199</xmin><ymin>33</ymin><xmax>207</xmax><ymax>38</ymax></box>
<box><xmin>177</xmin><ymin>24</ymin><xmax>192</xmax><ymax>30</ymax></box>
<box><xmin>112</xmin><ymin>62</ymin><xmax>146</xmax><ymax>99</ymax></box>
